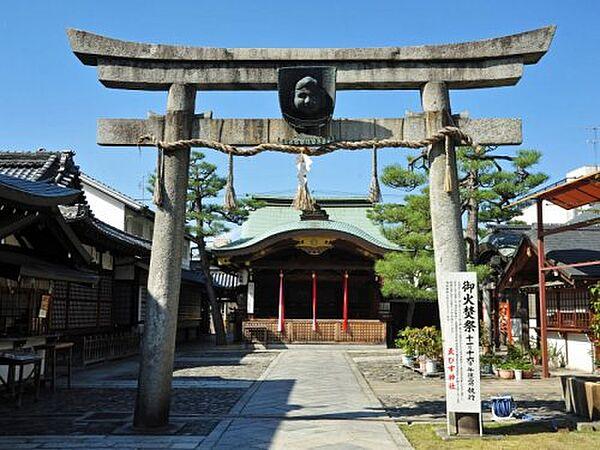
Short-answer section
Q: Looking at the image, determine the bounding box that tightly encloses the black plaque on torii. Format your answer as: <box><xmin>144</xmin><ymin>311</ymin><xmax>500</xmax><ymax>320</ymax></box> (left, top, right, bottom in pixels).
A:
<box><xmin>278</xmin><ymin>66</ymin><xmax>336</xmax><ymax>134</ymax></box>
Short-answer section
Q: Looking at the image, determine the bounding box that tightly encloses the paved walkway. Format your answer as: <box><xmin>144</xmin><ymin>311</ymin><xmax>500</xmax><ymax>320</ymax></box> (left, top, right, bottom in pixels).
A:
<box><xmin>203</xmin><ymin>346</ymin><xmax>411</xmax><ymax>449</ymax></box>
<box><xmin>0</xmin><ymin>345</ymin><xmax>411</xmax><ymax>449</ymax></box>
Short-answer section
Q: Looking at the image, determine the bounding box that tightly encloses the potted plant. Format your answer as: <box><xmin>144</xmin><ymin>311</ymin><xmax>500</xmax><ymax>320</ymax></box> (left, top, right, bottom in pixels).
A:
<box><xmin>421</xmin><ymin>326</ymin><xmax>442</xmax><ymax>375</ymax></box>
<box><xmin>395</xmin><ymin>327</ymin><xmax>416</xmax><ymax>366</ymax></box>
<box><xmin>528</xmin><ymin>347</ymin><xmax>541</xmax><ymax>365</ymax></box>
<box><xmin>548</xmin><ymin>344</ymin><xmax>562</xmax><ymax>369</ymax></box>
<box><xmin>480</xmin><ymin>354</ymin><xmax>497</xmax><ymax>375</ymax></box>
<box><xmin>511</xmin><ymin>359</ymin><xmax>534</xmax><ymax>381</ymax></box>
<box><xmin>512</xmin><ymin>359</ymin><xmax>523</xmax><ymax>381</ymax></box>
<box><xmin>497</xmin><ymin>361</ymin><xmax>514</xmax><ymax>379</ymax></box>
<box><xmin>521</xmin><ymin>361</ymin><xmax>535</xmax><ymax>379</ymax></box>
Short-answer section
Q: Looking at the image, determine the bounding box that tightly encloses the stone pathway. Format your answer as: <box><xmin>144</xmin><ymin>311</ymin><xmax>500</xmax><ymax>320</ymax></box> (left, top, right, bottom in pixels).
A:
<box><xmin>204</xmin><ymin>346</ymin><xmax>412</xmax><ymax>449</ymax></box>
<box><xmin>0</xmin><ymin>345</ymin><xmax>411</xmax><ymax>449</ymax></box>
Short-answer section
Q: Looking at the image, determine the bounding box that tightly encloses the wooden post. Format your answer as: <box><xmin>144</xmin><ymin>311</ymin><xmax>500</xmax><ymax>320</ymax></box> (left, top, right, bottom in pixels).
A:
<box><xmin>537</xmin><ymin>199</ymin><xmax>550</xmax><ymax>378</ymax></box>
<box><xmin>312</xmin><ymin>271</ymin><xmax>317</xmax><ymax>331</ymax></box>
<box><xmin>422</xmin><ymin>81</ymin><xmax>477</xmax><ymax>435</ymax></box>
<box><xmin>133</xmin><ymin>84</ymin><xmax>196</xmax><ymax>430</ymax></box>
<box><xmin>277</xmin><ymin>270</ymin><xmax>285</xmax><ymax>333</ymax></box>
<box><xmin>342</xmin><ymin>271</ymin><xmax>349</xmax><ymax>332</ymax></box>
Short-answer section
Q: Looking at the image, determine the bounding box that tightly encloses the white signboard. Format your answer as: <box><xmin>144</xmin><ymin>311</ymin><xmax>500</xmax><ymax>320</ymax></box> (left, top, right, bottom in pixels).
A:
<box><xmin>247</xmin><ymin>282</ymin><xmax>255</xmax><ymax>314</ymax></box>
<box><xmin>439</xmin><ymin>272</ymin><xmax>482</xmax><ymax>429</ymax></box>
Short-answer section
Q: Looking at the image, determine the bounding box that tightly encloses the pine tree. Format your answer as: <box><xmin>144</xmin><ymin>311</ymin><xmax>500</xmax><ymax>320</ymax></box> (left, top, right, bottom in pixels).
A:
<box><xmin>459</xmin><ymin>146</ymin><xmax>548</xmax><ymax>262</ymax></box>
<box><xmin>369</xmin><ymin>167</ymin><xmax>435</xmax><ymax>326</ymax></box>
<box><xmin>150</xmin><ymin>151</ymin><xmax>261</xmax><ymax>345</ymax></box>
<box><xmin>371</xmin><ymin>146</ymin><xmax>546</xmax><ymax>310</ymax></box>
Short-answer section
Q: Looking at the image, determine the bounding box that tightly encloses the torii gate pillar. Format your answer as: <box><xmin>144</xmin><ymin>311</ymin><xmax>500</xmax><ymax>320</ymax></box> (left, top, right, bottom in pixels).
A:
<box><xmin>421</xmin><ymin>82</ymin><xmax>477</xmax><ymax>434</ymax></box>
<box><xmin>133</xmin><ymin>84</ymin><xmax>195</xmax><ymax>430</ymax></box>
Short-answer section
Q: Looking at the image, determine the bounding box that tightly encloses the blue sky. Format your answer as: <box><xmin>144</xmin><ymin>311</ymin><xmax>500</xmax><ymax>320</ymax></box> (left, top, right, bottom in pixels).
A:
<box><xmin>1</xmin><ymin>1</ymin><xmax>599</xmax><ymax>204</ymax></box>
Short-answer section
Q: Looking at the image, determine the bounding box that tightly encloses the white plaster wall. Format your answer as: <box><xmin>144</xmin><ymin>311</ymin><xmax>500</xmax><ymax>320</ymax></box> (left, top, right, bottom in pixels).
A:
<box><xmin>515</xmin><ymin>166</ymin><xmax>599</xmax><ymax>225</ymax></box>
<box><xmin>566</xmin><ymin>166</ymin><xmax>597</xmax><ymax>179</ymax></box>
<box><xmin>83</xmin><ymin>184</ymin><xmax>125</xmax><ymax>230</ymax></box>
<box><xmin>529</xmin><ymin>319</ymin><xmax>538</xmax><ymax>347</ymax></box>
<box><xmin>547</xmin><ymin>331</ymin><xmax>594</xmax><ymax>373</ymax></box>
<box><xmin>516</xmin><ymin>201</ymin><xmax>573</xmax><ymax>225</ymax></box>
<box><xmin>566</xmin><ymin>333</ymin><xmax>595</xmax><ymax>373</ymax></box>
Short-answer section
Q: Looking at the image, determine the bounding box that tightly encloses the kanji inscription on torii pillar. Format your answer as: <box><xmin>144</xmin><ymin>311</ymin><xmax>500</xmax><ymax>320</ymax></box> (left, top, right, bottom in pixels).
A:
<box><xmin>67</xmin><ymin>25</ymin><xmax>555</xmax><ymax>434</ymax></box>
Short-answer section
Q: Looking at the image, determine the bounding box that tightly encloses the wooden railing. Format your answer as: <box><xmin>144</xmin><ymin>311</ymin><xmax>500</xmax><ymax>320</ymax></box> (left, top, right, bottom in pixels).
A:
<box><xmin>83</xmin><ymin>330</ymin><xmax>141</xmax><ymax>365</ymax></box>
<box><xmin>547</xmin><ymin>311</ymin><xmax>592</xmax><ymax>331</ymax></box>
<box><xmin>242</xmin><ymin>319</ymin><xmax>386</xmax><ymax>344</ymax></box>
<box><xmin>547</xmin><ymin>288</ymin><xmax>592</xmax><ymax>331</ymax></box>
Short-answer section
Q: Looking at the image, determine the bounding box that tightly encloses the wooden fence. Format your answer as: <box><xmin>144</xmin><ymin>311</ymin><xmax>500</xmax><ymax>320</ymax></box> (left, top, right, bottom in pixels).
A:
<box><xmin>82</xmin><ymin>330</ymin><xmax>141</xmax><ymax>365</ymax></box>
<box><xmin>242</xmin><ymin>319</ymin><xmax>386</xmax><ymax>344</ymax></box>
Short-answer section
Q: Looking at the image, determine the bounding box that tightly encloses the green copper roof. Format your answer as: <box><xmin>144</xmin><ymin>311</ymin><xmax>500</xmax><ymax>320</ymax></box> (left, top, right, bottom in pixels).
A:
<box><xmin>215</xmin><ymin>197</ymin><xmax>399</xmax><ymax>253</ymax></box>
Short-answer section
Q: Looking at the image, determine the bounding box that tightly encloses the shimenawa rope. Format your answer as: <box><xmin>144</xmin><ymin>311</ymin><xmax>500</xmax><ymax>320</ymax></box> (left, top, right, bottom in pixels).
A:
<box><xmin>141</xmin><ymin>125</ymin><xmax>472</xmax><ymax>208</ymax></box>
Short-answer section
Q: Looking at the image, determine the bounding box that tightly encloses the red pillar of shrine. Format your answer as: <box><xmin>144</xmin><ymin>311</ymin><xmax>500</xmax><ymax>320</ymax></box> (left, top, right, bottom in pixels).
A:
<box><xmin>277</xmin><ymin>270</ymin><xmax>285</xmax><ymax>333</ymax></box>
<box><xmin>342</xmin><ymin>271</ymin><xmax>349</xmax><ymax>332</ymax></box>
<box><xmin>312</xmin><ymin>271</ymin><xmax>318</xmax><ymax>331</ymax></box>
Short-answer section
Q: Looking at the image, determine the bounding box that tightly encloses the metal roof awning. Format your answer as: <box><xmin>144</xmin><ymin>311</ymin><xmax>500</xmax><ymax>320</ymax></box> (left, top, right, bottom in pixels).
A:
<box><xmin>0</xmin><ymin>250</ymin><xmax>99</xmax><ymax>285</ymax></box>
<box><xmin>510</xmin><ymin>171</ymin><xmax>600</xmax><ymax>210</ymax></box>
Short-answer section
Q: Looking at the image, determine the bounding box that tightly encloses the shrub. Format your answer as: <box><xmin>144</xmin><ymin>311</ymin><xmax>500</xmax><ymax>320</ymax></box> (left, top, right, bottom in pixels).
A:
<box><xmin>395</xmin><ymin>326</ymin><xmax>442</xmax><ymax>361</ymax></box>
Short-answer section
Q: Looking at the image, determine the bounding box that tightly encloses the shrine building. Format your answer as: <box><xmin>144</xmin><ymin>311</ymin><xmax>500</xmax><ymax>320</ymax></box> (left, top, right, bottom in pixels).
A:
<box><xmin>212</xmin><ymin>196</ymin><xmax>399</xmax><ymax>345</ymax></box>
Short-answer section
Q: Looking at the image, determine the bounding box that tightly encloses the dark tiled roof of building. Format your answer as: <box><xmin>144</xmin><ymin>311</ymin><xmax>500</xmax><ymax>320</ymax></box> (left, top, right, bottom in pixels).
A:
<box><xmin>181</xmin><ymin>268</ymin><xmax>207</xmax><ymax>286</ymax></box>
<box><xmin>0</xmin><ymin>150</ymin><xmax>150</xmax><ymax>256</ymax></box>
<box><xmin>0</xmin><ymin>150</ymin><xmax>81</xmax><ymax>189</ymax></box>
<box><xmin>525</xmin><ymin>226</ymin><xmax>600</xmax><ymax>278</ymax></box>
<box><xmin>60</xmin><ymin>204</ymin><xmax>152</xmax><ymax>255</ymax></box>
<box><xmin>0</xmin><ymin>173</ymin><xmax>81</xmax><ymax>206</ymax></box>
<box><xmin>485</xmin><ymin>216</ymin><xmax>600</xmax><ymax>278</ymax></box>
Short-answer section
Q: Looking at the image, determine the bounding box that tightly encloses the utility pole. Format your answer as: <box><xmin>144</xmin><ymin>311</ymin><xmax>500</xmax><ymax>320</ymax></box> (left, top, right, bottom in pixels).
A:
<box><xmin>586</xmin><ymin>126</ymin><xmax>600</xmax><ymax>170</ymax></box>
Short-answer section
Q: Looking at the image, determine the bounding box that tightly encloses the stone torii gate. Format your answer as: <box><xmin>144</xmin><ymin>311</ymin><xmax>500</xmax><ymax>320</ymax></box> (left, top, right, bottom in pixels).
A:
<box><xmin>67</xmin><ymin>26</ymin><xmax>555</xmax><ymax>433</ymax></box>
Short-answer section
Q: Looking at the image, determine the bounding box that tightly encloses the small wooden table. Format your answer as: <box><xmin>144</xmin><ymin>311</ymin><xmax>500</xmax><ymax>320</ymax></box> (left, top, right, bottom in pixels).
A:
<box><xmin>34</xmin><ymin>341</ymin><xmax>74</xmax><ymax>390</ymax></box>
<box><xmin>0</xmin><ymin>351</ymin><xmax>42</xmax><ymax>407</ymax></box>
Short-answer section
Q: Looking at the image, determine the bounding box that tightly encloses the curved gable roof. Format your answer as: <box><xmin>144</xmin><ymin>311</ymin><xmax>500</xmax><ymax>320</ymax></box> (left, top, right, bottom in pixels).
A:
<box><xmin>214</xmin><ymin>219</ymin><xmax>399</xmax><ymax>256</ymax></box>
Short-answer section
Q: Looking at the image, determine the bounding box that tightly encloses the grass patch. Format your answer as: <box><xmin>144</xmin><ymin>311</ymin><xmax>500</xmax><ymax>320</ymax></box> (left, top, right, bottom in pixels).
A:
<box><xmin>399</xmin><ymin>422</ymin><xmax>600</xmax><ymax>449</ymax></box>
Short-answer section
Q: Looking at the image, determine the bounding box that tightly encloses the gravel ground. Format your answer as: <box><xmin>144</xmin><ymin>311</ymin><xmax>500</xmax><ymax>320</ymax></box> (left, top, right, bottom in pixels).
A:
<box><xmin>349</xmin><ymin>351</ymin><xmax>570</xmax><ymax>423</ymax></box>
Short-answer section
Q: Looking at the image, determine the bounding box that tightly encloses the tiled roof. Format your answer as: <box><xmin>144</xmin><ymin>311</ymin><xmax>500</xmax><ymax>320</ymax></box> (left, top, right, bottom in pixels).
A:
<box><xmin>232</xmin><ymin>196</ymin><xmax>397</xmax><ymax>250</ymax></box>
<box><xmin>524</xmin><ymin>226</ymin><xmax>600</xmax><ymax>278</ymax></box>
<box><xmin>60</xmin><ymin>204</ymin><xmax>152</xmax><ymax>254</ymax></box>
<box><xmin>0</xmin><ymin>150</ymin><xmax>150</xmax><ymax>255</ymax></box>
<box><xmin>490</xmin><ymin>219</ymin><xmax>600</xmax><ymax>278</ymax></box>
<box><xmin>0</xmin><ymin>150</ymin><xmax>81</xmax><ymax>189</ymax></box>
<box><xmin>0</xmin><ymin>173</ymin><xmax>81</xmax><ymax>206</ymax></box>
<box><xmin>216</xmin><ymin>219</ymin><xmax>399</xmax><ymax>253</ymax></box>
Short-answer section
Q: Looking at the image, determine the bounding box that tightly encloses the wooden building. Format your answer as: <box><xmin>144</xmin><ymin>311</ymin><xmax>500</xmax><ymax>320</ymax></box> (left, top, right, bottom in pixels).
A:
<box><xmin>213</xmin><ymin>196</ymin><xmax>399</xmax><ymax>345</ymax></box>
<box><xmin>489</xmin><ymin>221</ymin><xmax>600</xmax><ymax>372</ymax></box>
<box><xmin>0</xmin><ymin>151</ymin><xmax>207</xmax><ymax>365</ymax></box>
